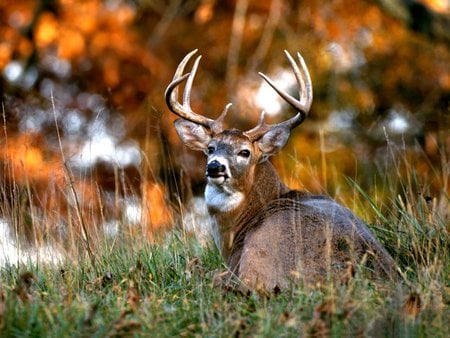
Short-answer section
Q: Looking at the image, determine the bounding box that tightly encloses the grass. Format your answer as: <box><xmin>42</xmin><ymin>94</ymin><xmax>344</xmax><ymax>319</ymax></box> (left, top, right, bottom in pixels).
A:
<box><xmin>0</xmin><ymin>199</ymin><xmax>448</xmax><ymax>337</ymax></box>
<box><xmin>0</xmin><ymin>232</ymin><xmax>447</xmax><ymax>337</ymax></box>
<box><xmin>0</xmin><ymin>136</ymin><xmax>448</xmax><ymax>337</ymax></box>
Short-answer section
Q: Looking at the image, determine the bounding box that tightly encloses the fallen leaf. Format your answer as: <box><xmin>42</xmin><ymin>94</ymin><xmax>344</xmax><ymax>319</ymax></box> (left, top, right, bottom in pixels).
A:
<box><xmin>403</xmin><ymin>292</ymin><xmax>422</xmax><ymax>318</ymax></box>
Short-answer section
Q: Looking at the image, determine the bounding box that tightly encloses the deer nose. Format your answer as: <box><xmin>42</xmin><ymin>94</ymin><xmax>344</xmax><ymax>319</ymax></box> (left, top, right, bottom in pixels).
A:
<box><xmin>206</xmin><ymin>160</ymin><xmax>226</xmax><ymax>177</ymax></box>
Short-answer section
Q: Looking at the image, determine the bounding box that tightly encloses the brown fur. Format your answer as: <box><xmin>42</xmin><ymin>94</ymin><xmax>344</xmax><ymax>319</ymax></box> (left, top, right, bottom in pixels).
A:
<box><xmin>210</xmin><ymin>160</ymin><xmax>397</xmax><ymax>291</ymax></box>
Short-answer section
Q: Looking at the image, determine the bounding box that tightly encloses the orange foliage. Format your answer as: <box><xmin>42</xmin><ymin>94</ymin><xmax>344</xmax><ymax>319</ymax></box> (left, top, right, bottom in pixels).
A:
<box><xmin>103</xmin><ymin>56</ymin><xmax>120</xmax><ymax>87</ymax></box>
<box><xmin>58</xmin><ymin>28</ymin><xmax>85</xmax><ymax>59</ymax></box>
<box><xmin>0</xmin><ymin>43</ymin><xmax>12</xmax><ymax>70</ymax></box>
<box><xmin>0</xmin><ymin>134</ymin><xmax>64</xmax><ymax>186</ymax></box>
<box><xmin>142</xmin><ymin>182</ymin><xmax>173</xmax><ymax>234</ymax></box>
<box><xmin>421</xmin><ymin>0</ymin><xmax>449</xmax><ymax>12</ymax></box>
<box><xmin>35</xmin><ymin>13</ymin><xmax>59</xmax><ymax>48</ymax></box>
<box><xmin>0</xmin><ymin>0</ymin><xmax>448</xmax><ymax>241</ymax></box>
<box><xmin>195</xmin><ymin>0</ymin><xmax>216</xmax><ymax>25</ymax></box>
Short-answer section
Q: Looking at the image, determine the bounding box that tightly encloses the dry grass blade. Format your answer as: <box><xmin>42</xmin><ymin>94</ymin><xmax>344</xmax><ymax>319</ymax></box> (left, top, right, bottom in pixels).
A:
<box><xmin>50</xmin><ymin>91</ymin><xmax>96</xmax><ymax>268</ymax></box>
<box><xmin>126</xmin><ymin>281</ymin><xmax>140</xmax><ymax>310</ymax></box>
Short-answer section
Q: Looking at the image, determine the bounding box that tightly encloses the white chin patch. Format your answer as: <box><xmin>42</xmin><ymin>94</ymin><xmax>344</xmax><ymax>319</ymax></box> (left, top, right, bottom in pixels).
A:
<box><xmin>205</xmin><ymin>183</ymin><xmax>244</xmax><ymax>213</ymax></box>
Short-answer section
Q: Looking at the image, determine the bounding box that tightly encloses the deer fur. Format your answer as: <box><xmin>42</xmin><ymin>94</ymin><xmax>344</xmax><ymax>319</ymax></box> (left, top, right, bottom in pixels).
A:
<box><xmin>176</xmin><ymin>127</ymin><xmax>397</xmax><ymax>291</ymax></box>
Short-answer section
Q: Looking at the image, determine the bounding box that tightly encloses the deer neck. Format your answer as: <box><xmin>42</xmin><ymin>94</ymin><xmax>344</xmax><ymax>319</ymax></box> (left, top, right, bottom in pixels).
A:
<box><xmin>206</xmin><ymin>161</ymin><xmax>289</xmax><ymax>260</ymax></box>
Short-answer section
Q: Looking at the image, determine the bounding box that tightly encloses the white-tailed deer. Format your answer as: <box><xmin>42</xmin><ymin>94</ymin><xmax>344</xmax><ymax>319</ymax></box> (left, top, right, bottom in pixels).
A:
<box><xmin>165</xmin><ymin>50</ymin><xmax>396</xmax><ymax>292</ymax></box>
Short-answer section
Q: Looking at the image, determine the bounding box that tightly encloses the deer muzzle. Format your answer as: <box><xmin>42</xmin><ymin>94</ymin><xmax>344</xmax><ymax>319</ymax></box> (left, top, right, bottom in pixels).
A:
<box><xmin>206</xmin><ymin>160</ymin><xmax>227</xmax><ymax>178</ymax></box>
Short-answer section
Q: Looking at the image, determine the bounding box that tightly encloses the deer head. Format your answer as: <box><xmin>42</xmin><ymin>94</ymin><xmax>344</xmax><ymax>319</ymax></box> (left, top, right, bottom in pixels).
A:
<box><xmin>165</xmin><ymin>50</ymin><xmax>313</xmax><ymax>213</ymax></box>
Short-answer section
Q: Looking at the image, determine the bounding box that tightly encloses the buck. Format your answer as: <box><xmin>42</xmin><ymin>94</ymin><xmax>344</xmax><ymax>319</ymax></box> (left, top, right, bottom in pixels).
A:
<box><xmin>165</xmin><ymin>50</ymin><xmax>396</xmax><ymax>292</ymax></box>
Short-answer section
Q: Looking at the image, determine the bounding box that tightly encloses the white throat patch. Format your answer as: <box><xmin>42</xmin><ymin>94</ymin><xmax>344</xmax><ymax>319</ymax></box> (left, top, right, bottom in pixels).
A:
<box><xmin>205</xmin><ymin>183</ymin><xmax>244</xmax><ymax>213</ymax></box>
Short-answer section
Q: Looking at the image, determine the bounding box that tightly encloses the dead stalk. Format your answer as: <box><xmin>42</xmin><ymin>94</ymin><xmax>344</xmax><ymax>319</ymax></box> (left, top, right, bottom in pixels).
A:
<box><xmin>50</xmin><ymin>92</ymin><xmax>96</xmax><ymax>268</ymax></box>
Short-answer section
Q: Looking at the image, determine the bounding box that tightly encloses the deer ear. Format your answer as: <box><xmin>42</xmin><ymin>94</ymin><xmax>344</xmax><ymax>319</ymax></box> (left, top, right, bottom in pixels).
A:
<box><xmin>256</xmin><ymin>126</ymin><xmax>290</xmax><ymax>159</ymax></box>
<box><xmin>174</xmin><ymin>119</ymin><xmax>211</xmax><ymax>151</ymax></box>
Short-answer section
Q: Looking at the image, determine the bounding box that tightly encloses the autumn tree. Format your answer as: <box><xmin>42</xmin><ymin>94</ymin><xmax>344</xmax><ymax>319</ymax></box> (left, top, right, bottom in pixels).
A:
<box><xmin>0</xmin><ymin>0</ymin><xmax>448</xmax><ymax>243</ymax></box>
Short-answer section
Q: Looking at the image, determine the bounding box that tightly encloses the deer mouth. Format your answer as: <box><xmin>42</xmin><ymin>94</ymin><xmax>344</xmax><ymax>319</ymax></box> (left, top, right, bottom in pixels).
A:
<box><xmin>206</xmin><ymin>173</ymin><xmax>229</xmax><ymax>185</ymax></box>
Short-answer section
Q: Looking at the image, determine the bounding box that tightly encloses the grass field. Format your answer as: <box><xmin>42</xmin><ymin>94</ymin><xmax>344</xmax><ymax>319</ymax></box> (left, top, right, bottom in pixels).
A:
<box><xmin>0</xmin><ymin>142</ymin><xmax>448</xmax><ymax>337</ymax></box>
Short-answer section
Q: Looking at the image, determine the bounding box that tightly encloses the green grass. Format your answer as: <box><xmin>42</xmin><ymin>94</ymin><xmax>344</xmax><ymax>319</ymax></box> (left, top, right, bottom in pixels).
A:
<box><xmin>0</xmin><ymin>206</ymin><xmax>448</xmax><ymax>338</ymax></box>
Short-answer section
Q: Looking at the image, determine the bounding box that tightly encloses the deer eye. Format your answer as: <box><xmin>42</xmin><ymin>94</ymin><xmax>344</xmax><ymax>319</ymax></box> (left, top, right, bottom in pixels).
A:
<box><xmin>207</xmin><ymin>146</ymin><xmax>215</xmax><ymax>155</ymax></box>
<box><xmin>238</xmin><ymin>149</ymin><xmax>250</xmax><ymax>158</ymax></box>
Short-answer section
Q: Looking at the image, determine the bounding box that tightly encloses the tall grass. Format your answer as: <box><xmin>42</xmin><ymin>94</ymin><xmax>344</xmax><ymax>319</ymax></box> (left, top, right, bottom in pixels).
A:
<box><xmin>0</xmin><ymin>136</ymin><xmax>448</xmax><ymax>337</ymax></box>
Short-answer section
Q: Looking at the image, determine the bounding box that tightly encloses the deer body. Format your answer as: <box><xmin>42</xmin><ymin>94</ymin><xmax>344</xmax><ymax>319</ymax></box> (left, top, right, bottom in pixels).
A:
<box><xmin>205</xmin><ymin>139</ymin><xmax>395</xmax><ymax>290</ymax></box>
<box><xmin>165</xmin><ymin>50</ymin><xmax>396</xmax><ymax>291</ymax></box>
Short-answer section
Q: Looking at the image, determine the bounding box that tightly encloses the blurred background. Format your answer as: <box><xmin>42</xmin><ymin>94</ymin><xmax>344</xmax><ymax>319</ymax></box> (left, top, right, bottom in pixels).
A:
<box><xmin>0</xmin><ymin>0</ymin><xmax>449</xmax><ymax>251</ymax></box>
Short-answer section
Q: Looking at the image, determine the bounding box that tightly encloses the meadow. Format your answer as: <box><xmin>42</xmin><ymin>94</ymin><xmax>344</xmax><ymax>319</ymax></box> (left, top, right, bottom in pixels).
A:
<box><xmin>0</xmin><ymin>139</ymin><xmax>448</xmax><ymax>338</ymax></box>
<box><xmin>1</xmin><ymin>1</ymin><xmax>449</xmax><ymax>336</ymax></box>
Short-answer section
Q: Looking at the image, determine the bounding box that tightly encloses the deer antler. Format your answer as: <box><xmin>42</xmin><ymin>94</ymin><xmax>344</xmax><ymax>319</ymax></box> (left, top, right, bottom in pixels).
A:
<box><xmin>165</xmin><ymin>49</ymin><xmax>229</xmax><ymax>134</ymax></box>
<box><xmin>244</xmin><ymin>50</ymin><xmax>313</xmax><ymax>141</ymax></box>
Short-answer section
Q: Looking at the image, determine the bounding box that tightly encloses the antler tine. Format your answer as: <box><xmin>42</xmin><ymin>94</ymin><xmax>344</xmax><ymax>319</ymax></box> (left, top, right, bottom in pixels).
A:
<box><xmin>166</xmin><ymin>49</ymin><xmax>197</xmax><ymax>112</ymax></box>
<box><xmin>243</xmin><ymin>111</ymin><xmax>271</xmax><ymax>139</ymax></box>
<box><xmin>259</xmin><ymin>50</ymin><xmax>312</xmax><ymax>127</ymax></box>
<box><xmin>292</xmin><ymin>51</ymin><xmax>313</xmax><ymax>113</ymax></box>
<box><xmin>210</xmin><ymin>103</ymin><xmax>232</xmax><ymax>134</ymax></box>
<box><xmin>165</xmin><ymin>50</ymin><xmax>216</xmax><ymax>128</ymax></box>
<box><xmin>182</xmin><ymin>53</ymin><xmax>200</xmax><ymax>109</ymax></box>
<box><xmin>244</xmin><ymin>50</ymin><xmax>313</xmax><ymax>141</ymax></box>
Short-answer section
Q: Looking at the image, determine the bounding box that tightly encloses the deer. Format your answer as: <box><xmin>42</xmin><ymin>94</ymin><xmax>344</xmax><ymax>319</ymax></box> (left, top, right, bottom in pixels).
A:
<box><xmin>165</xmin><ymin>50</ymin><xmax>397</xmax><ymax>293</ymax></box>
